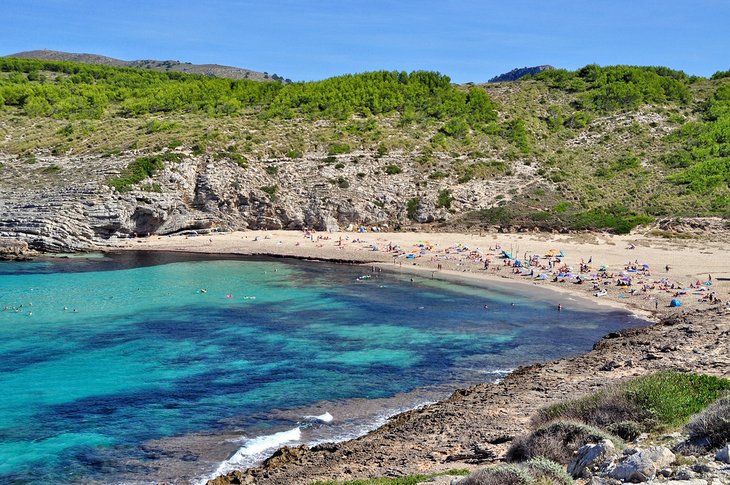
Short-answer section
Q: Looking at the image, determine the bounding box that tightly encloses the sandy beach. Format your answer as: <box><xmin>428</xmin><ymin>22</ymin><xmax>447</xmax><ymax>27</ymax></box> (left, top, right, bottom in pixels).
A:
<box><xmin>113</xmin><ymin>229</ymin><xmax>730</xmax><ymax>318</ymax></box>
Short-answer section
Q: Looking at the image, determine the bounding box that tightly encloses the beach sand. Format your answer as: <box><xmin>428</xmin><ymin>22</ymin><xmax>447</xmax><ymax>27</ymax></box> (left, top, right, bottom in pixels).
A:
<box><xmin>114</xmin><ymin>229</ymin><xmax>730</xmax><ymax>317</ymax></box>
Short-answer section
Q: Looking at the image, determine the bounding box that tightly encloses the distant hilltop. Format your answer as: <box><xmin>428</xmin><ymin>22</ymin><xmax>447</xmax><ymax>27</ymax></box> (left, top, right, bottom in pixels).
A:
<box><xmin>6</xmin><ymin>49</ymin><xmax>290</xmax><ymax>83</ymax></box>
<box><xmin>488</xmin><ymin>65</ymin><xmax>555</xmax><ymax>83</ymax></box>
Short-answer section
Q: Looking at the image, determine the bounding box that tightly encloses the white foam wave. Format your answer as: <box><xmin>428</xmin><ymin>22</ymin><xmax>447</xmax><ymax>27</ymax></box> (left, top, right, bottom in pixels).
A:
<box><xmin>200</xmin><ymin>427</ymin><xmax>301</xmax><ymax>484</ymax></box>
<box><xmin>303</xmin><ymin>411</ymin><xmax>333</xmax><ymax>423</ymax></box>
<box><xmin>477</xmin><ymin>368</ymin><xmax>515</xmax><ymax>375</ymax></box>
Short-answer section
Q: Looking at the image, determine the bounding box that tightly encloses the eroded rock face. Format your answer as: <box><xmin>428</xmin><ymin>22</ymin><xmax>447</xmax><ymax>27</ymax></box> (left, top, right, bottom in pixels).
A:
<box><xmin>608</xmin><ymin>446</ymin><xmax>675</xmax><ymax>482</ymax></box>
<box><xmin>0</xmin><ymin>238</ymin><xmax>29</xmax><ymax>258</ymax></box>
<box><xmin>0</xmin><ymin>150</ymin><xmax>538</xmax><ymax>251</ymax></box>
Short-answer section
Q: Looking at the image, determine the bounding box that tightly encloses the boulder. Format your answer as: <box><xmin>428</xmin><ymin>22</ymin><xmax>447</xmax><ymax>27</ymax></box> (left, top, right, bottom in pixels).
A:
<box><xmin>608</xmin><ymin>446</ymin><xmax>675</xmax><ymax>482</ymax></box>
<box><xmin>716</xmin><ymin>443</ymin><xmax>730</xmax><ymax>464</ymax></box>
<box><xmin>568</xmin><ymin>439</ymin><xmax>618</xmax><ymax>478</ymax></box>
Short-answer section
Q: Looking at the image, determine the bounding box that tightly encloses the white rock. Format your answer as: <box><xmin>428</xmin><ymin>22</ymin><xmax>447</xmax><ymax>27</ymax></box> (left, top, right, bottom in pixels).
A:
<box><xmin>568</xmin><ymin>439</ymin><xmax>617</xmax><ymax>478</ymax></box>
<box><xmin>608</xmin><ymin>446</ymin><xmax>675</xmax><ymax>482</ymax></box>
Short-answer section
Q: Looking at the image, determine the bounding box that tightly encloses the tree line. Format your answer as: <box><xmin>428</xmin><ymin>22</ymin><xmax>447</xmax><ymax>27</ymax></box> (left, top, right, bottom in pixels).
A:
<box><xmin>0</xmin><ymin>58</ymin><xmax>496</xmax><ymax>125</ymax></box>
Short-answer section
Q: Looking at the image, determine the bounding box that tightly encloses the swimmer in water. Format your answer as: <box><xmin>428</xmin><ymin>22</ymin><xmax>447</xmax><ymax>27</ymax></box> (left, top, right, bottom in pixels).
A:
<box><xmin>557</xmin><ymin>303</ymin><xmax>562</xmax><ymax>311</ymax></box>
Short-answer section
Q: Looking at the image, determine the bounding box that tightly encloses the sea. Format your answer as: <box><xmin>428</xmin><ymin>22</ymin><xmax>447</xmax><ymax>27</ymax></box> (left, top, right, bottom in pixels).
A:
<box><xmin>0</xmin><ymin>251</ymin><xmax>648</xmax><ymax>484</ymax></box>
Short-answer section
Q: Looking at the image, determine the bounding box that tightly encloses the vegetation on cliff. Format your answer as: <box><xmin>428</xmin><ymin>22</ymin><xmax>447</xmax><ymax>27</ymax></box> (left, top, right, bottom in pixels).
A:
<box><xmin>1</xmin><ymin>57</ymin><xmax>729</xmax><ymax>231</ymax></box>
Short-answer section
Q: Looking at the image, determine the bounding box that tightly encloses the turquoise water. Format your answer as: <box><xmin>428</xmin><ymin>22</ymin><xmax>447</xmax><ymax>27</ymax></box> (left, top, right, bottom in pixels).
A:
<box><xmin>0</xmin><ymin>252</ymin><xmax>646</xmax><ymax>484</ymax></box>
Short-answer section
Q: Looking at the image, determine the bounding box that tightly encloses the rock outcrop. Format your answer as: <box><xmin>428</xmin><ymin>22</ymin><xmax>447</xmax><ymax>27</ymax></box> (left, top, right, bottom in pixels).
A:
<box><xmin>488</xmin><ymin>65</ymin><xmax>555</xmax><ymax>83</ymax></box>
<box><xmin>607</xmin><ymin>446</ymin><xmax>675</xmax><ymax>482</ymax></box>
<box><xmin>568</xmin><ymin>439</ymin><xmax>618</xmax><ymax>478</ymax></box>
<box><xmin>0</xmin><ymin>150</ymin><xmax>535</xmax><ymax>251</ymax></box>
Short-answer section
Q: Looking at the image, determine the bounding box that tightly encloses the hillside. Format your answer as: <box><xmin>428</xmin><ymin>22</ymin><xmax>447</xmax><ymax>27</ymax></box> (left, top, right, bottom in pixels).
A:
<box><xmin>0</xmin><ymin>57</ymin><xmax>728</xmax><ymax>251</ymax></box>
<box><xmin>7</xmin><ymin>49</ymin><xmax>289</xmax><ymax>82</ymax></box>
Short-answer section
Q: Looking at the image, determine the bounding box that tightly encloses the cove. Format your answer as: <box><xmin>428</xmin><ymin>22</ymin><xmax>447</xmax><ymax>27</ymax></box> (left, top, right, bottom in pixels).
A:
<box><xmin>0</xmin><ymin>251</ymin><xmax>648</xmax><ymax>484</ymax></box>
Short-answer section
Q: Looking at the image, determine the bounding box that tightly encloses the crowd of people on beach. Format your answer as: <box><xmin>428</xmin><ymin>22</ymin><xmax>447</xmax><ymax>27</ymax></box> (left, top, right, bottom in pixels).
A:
<box><xmin>302</xmin><ymin>227</ymin><xmax>727</xmax><ymax>313</ymax></box>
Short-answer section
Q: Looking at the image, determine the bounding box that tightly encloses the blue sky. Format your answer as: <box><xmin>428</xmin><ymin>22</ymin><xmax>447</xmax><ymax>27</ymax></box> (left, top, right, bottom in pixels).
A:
<box><xmin>4</xmin><ymin>1</ymin><xmax>728</xmax><ymax>83</ymax></box>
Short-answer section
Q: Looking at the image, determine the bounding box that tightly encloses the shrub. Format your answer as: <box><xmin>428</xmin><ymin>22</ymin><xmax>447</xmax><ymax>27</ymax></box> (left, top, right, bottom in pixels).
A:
<box><xmin>535</xmin><ymin>391</ymin><xmax>645</xmax><ymax>429</ymax></box>
<box><xmin>534</xmin><ymin>372</ymin><xmax>730</xmax><ymax>432</ymax></box>
<box><xmin>336</xmin><ymin>176</ymin><xmax>350</xmax><ymax>189</ymax></box>
<box><xmin>507</xmin><ymin>421</ymin><xmax>620</xmax><ymax>464</ymax></box>
<box><xmin>429</xmin><ymin>171</ymin><xmax>447</xmax><ymax>179</ymax></box>
<box><xmin>384</xmin><ymin>164</ymin><xmax>402</xmax><ymax>175</ymax></box>
<box><xmin>260</xmin><ymin>185</ymin><xmax>278</xmax><ymax>200</ymax></box>
<box><xmin>437</xmin><ymin>189</ymin><xmax>453</xmax><ymax>209</ymax></box>
<box><xmin>328</xmin><ymin>142</ymin><xmax>351</xmax><ymax>155</ymax></box>
<box><xmin>407</xmin><ymin>197</ymin><xmax>420</xmax><ymax>221</ymax></box>
<box><xmin>286</xmin><ymin>148</ymin><xmax>303</xmax><ymax>159</ymax></box>
<box><xmin>524</xmin><ymin>457</ymin><xmax>575</xmax><ymax>485</ymax></box>
<box><xmin>622</xmin><ymin>372</ymin><xmax>730</xmax><ymax>427</ymax></box>
<box><xmin>42</xmin><ymin>164</ymin><xmax>61</xmax><ymax>174</ymax></box>
<box><xmin>108</xmin><ymin>155</ymin><xmax>173</xmax><ymax>192</ymax></box>
<box><xmin>685</xmin><ymin>394</ymin><xmax>730</xmax><ymax>450</ymax></box>
<box><xmin>144</xmin><ymin>119</ymin><xmax>178</xmax><ymax>133</ymax></box>
<box><xmin>606</xmin><ymin>421</ymin><xmax>643</xmax><ymax>442</ymax></box>
<box><xmin>441</xmin><ymin>117</ymin><xmax>470</xmax><ymax>138</ymax></box>
<box><xmin>456</xmin><ymin>464</ymin><xmax>534</xmax><ymax>485</ymax></box>
<box><xmin>502</xmin><ymin>118</ymin><xmax>531</xmax><ymax>153</ymax></box>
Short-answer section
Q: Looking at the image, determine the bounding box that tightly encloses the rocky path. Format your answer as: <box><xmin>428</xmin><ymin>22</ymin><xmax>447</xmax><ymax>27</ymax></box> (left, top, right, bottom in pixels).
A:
<box><xmin>208</xmin><ymin>308</ymin><xmax>730</xmax><ymax>484</ymax></box>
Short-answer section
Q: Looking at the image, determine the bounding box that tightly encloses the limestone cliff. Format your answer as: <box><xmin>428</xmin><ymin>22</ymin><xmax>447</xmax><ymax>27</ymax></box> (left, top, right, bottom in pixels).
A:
<box><xmin>0</xmin><ymin>149</ymin><xmax>532</xmax><ymax>251</ymax></box>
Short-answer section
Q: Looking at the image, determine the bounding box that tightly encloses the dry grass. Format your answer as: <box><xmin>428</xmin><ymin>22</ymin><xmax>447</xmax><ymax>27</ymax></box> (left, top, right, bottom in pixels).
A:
<box><xmin>685</xmin><ymin>394</ymin><xmax>730</xmax><ymax>450</ymax></box>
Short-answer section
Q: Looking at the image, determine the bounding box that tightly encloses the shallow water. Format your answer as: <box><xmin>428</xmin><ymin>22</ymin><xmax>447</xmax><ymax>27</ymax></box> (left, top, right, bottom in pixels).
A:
<box><xmin>0</xmin><ymin>252</ymin><xmax>647</xmax><ymax>483</ymax></box>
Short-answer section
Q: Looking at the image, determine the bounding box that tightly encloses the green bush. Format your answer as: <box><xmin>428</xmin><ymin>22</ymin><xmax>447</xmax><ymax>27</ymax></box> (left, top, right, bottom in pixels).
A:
<box><xmin>384</xmin><ymin>164</ymin><xmax>402</xmax><ymax>175</ymax></box>
<box><xmin>566</xmin><ymin>207</ymin><xmax>653</xmax><ymax>234</ymax></box>
<box><xmin>286</xmin><ymin>148</ymin><xmax>303</xmax><ymax>159</ymax></box>
<box><xmin>536</xmin><ymin>371</ymin><xmax>730</xmax><ymax>432</ymax></box>
<box><xmin>407</xmin><ymin>197</ymin><xmax>420</xmax><ymax>221</ymax></box>
<box><xmin>260</xmin><ymin>185</ymin><xmax>278</xmax><ymax>199</ymax></box>
<box><xmin>107</xmin><ymin>154</ymin><xmax>180</xmax><ymax>192</ymax></box>
<box><xmin>437</xmin><ymin>189</ymin><xmax>453</xmax><ymax>209</ymax></box>
<box><xmin>336</xmin><ymin>176</ymin><xmax>350</xmax><ymax>188</ymax></box>
<box><xmin>428</xmin><ymin>171</ymin><xmax>447</xmax><ymax>179</ymax></box>
<box><xmin>507</xmin><ymin>421</ymin><xmax>620</xmax><ymax>464</ymax></box>
<box><xmin>441</xmin><ymin>117</ymin><xmax>470</xmax><ymax>138</ymax></box>
<box><xmin>502</xmin><ymin>118</ymin><xmax>531</xmax><ymax>153</ymax></box>
<box><xmin>328</xmin><ymin>142</ymin><xmax>351</xmax><ymax>155</ymax></box>
<box><xmin>144</xmin><ymin>119</ymin><xmax>178</xmax><ymax>133</ymax></box>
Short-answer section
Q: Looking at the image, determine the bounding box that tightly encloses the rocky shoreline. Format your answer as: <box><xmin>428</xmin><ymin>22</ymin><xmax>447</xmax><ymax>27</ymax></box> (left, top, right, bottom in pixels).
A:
<box><xmin>207</xmin><ymin>308</ymin><xmax>729</xmax><ymax>485</ymax></box>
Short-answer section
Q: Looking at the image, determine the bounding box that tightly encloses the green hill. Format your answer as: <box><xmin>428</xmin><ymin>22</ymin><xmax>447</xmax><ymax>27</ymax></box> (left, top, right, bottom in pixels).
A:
<box><xmin>0</xmin><ymin>57</ymin><xmax>728</xmax><ymax>243</ymax></box>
